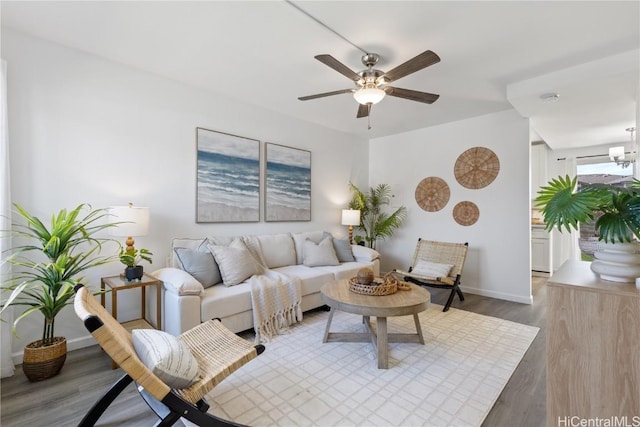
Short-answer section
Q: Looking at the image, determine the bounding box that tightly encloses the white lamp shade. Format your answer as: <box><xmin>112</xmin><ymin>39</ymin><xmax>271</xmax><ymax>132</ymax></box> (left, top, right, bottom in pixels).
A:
<box><xmin>353</xmin><ymin>87</ymin><xmax>385</xmax><ymax>105</ymax></box>
<box><xmin>109</xmin><ymin>205</ymin><xmax>150</xmax><ymax>237</ymax></box>
<box><xmin>341</xmin><ymin>209</ymin><xmax>361</xmax><ymax>226</ymax></box>
<box><xmin>609</xmin><ymin>146</ymin><xmax>625</xmax><ymax>161</ymax></box>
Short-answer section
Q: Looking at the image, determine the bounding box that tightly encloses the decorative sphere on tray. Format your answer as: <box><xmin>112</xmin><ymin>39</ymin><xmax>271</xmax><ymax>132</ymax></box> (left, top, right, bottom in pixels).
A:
<box><xmin>357</xmin><ymin>268</ymin><xmax>375</xmax><ymax>285</ymax></box>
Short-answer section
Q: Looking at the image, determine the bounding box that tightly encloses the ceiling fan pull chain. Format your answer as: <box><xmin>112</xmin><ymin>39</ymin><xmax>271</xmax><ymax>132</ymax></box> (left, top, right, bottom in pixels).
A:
<box><xmin>368</xmin><ymin>112</ymin><xmax>372</xmax><ymax>130</ymax></box>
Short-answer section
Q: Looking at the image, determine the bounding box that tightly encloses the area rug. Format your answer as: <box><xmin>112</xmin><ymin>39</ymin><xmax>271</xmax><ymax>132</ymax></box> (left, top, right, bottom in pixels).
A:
<box><xmin>187</xmin><ymin>306</ymin><xmax>539</xmax><ymax>427</ymax></box>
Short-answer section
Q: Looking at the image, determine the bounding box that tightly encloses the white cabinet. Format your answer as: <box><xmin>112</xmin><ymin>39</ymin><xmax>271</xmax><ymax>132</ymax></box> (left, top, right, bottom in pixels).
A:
<box><xmin>531</xmin><ymin>143</ymin><xmax>548</xmax><ymax>200</ymax></box>
<box><xmin>531</xmin><ymin>226</ymin><xmax>550</xmax><ymax>274</ymax></box>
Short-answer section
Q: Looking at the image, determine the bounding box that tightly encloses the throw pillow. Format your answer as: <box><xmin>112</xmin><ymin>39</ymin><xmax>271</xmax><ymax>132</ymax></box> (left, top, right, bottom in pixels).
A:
<box><xmin>351</xmin><ymin>245</ymin><xmax>381</xmax><ymax>262</ymax></box>
<box><xmin>132</xmin><ymin>329</ymin><xmax>200</xmax><ymax>389</ymax></box>
<box><xmin>302</xmin><ymin>236</ymin><xmax>340</xmax><ymax>267</ymax></box>
<box><xmin>256</xmin><ymin>233</ymin><xmax>297</xmax><ymax>268</ymax></box>
<box><xmin>292</xmin><ymin>231</ymin><xmax>325</xmax><ymax>265</ymax></box>
<box><xmin>412</xmin><ymin>260</ymin><xmax>454</xmax><ymax>278</ymax></box>
<box><xmin>151</xmin><ymin>268</ymin><xmax>204</xmax><ymax>296</ymax></box>
<box><xmin>174</xmin><ymin>244</ymin><xmax>222</xmax><ymax>288</ymax></box>
<box><xmin>208</xmin><ymin>238</ymin><xmax>261</xmax><ymax>286</ymax></box>
<box><xmin>323</xmin><ymin>232</ymin><xmax>355</xmax><ymax>262</ymax></box>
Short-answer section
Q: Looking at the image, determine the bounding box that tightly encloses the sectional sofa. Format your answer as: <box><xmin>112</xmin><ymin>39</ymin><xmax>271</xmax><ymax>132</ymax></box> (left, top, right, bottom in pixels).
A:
<box><xmin>153</xmin><ymin>231</ymin><xmax>381</xmax><ymax>336</ymax></box>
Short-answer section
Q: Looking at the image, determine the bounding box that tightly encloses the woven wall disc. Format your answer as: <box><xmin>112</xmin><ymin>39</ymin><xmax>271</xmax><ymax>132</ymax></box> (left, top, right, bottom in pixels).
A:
<box><xmin>415</xmin><ymin>177</ymin><xmax>450</xmax><ymax>212</ymax></box>
<box><xmin>453</xmin><ymin>201</ymin><xmax>479</xmax><ymax>226</ymax></box>
<box><xmin>454</xmin><ymin>147</ymin><xmax>500</xmax><ymax>189</ymax></box>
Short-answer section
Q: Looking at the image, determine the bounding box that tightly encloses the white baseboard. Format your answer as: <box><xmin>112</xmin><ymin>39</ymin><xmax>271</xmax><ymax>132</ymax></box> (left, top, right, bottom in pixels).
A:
<box><xmin>460</xmin><ymin>285</ymin><xmax>533</xmax><ymax>305</ymax></box>
<box><xmin>11</xmin><ymin>334</ymin><xmax>96</xmax><ymax>366</ymax></box>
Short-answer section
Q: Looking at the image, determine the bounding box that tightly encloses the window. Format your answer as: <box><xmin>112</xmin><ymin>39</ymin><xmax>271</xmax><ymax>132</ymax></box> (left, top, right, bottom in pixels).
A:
<box><xmin>576</xmin><ymin>159</ymin><xmax>633</xmax><ymax>250</ymax></box>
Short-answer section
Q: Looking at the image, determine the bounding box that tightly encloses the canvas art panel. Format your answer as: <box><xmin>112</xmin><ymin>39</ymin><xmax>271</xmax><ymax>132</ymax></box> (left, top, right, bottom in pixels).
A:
<box><xmin>196</xmin><ymin>128</ymin><xmax>260</xmax><ymax>222</ymax></box>
<box><xmin>265</xmin><ymin>143</ymin><xmax>311</xmax><ymax>221</ymax></box>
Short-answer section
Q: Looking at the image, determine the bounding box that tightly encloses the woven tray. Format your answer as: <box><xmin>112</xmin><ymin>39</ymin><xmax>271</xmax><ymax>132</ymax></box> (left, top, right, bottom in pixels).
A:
<box><xmin>348</xmin><ymin>274</ymin><xmax>411</xmax><ymax>296</ymax></box>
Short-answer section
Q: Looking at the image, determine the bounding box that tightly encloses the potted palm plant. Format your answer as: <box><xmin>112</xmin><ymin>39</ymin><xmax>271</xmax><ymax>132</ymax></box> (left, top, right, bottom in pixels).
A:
<box><xmin>119</xmin><ymin>246</ymin><xmax>153</xmax><ymax>281</ymax></box>
<box><xmin>0</xmin><ymin>203</ymin><xmax>117</xmax><ymax>381</ymax></box>
<box><xmin>349</xmin><ymin>182</ymin><xmax>407</xmax><ymax>249</ymax></box>
<box><xmin>535</xmin><ymin>175</ymin><xmax>640</xmax><ymax>281</ymax></box>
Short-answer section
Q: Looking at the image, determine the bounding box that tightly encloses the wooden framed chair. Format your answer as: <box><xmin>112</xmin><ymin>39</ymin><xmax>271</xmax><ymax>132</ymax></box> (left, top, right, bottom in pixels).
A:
<box><xmin>73</xmin><ymin>284</ymin><xmax>264</xmax><ymax>427</ymax></box>
<box><xmin>394</xmin><ymin>239</ymin><xmax>469</xmax><ymax>312</ymax></box>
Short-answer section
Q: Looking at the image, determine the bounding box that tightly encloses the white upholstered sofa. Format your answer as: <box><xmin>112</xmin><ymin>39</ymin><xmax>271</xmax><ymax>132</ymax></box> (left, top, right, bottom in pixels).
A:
<box><xmin>154</xmin><ymin>231</ymin><xmax>380</xmax><ymax>336</ymax></box>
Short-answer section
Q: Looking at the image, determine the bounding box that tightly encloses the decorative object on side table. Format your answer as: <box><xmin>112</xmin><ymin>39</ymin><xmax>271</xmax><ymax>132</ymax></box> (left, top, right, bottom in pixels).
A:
<box><xmin>0</xmin><ymin>204</ymin><xmax>117</xmax><ymax>381</ymax></box>
<box><xmin>109</xmin><ymin>203</ymin><xmax>152</xmax><ymax>281</ymax></box>
<box><xmin>348</xmin><ymin>182</ymin><xmax>407</xmax><ymax>249</ymax></box>
<box><xmin>535</xmin><ymin>175</ymin><xmax>640</xmax><ymax>282</ymax></box>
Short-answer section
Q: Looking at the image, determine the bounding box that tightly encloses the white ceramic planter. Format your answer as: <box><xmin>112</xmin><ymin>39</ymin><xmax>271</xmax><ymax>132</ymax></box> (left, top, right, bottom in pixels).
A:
<box><xmin>590</xmin><ymin>241</ymin><xmax>640</xmax><ymax>283</ymax></box>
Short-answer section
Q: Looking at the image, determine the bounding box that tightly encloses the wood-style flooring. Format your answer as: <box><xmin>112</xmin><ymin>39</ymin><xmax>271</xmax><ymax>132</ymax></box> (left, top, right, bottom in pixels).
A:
<box><xmin>1</xmin><ymin>277</ymin><xmax>547</xmax><ymax>427</ymax></box>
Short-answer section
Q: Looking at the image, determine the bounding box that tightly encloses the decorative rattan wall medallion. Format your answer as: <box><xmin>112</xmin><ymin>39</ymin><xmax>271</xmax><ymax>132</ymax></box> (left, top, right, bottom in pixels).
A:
<box><xmin>415</xmin><ymin>177</ymin><xmax>450</xmax><ymax>212</ymax></box>
<box><xmin>453</xmin><ymin>201</ymin><xmax>479</xmax><ymax>226</ymax></box>
<box><xmin>454</xmin><ymin>147</ymin><xmax>500</xmax><ymax>189</ymax></box>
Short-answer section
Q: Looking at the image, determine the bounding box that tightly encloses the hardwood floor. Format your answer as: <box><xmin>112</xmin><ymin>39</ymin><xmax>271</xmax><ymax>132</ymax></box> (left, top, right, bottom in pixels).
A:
<box><xmin>1</xmin><ymin>277</ymin><xmax>547</xmax><ymax>426</ymax></box>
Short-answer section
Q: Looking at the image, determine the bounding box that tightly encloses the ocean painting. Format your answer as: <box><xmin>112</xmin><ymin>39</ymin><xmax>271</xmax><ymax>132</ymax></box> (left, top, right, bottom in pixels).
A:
<box><xmin>265</xmin><ymin>143</ymin><xmax>311</xmax><ymax>221</ymax></box>
<box><xmin>196</xmin><ymin>128</ymin><xmax>260</xmax><ymax>222</ymax></box>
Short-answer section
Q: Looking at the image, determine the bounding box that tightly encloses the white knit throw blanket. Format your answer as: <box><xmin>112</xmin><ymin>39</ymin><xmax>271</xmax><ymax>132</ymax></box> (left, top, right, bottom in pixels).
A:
<box><xmin>249</xmin><ymin>270</ymin><xmax>303</xmax><ymax>343</ymax></box>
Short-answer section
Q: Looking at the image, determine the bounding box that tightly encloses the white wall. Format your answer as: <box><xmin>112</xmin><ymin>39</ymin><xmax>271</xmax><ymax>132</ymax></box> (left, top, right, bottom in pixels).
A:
<box><xmin>369</xmin><ymin>110</ymin><xmax>532</xmax><ymax>304</ymax></box>
<box><xmin>2</xmin><ymin>29</ymin><xmax>369</xmax><ymax>358</ymax></box>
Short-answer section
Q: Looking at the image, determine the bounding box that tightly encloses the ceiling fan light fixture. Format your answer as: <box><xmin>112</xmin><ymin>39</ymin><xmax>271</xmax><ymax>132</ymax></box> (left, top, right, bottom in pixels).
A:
<box><xmin>353</xmin><ymin>87</ymin><xmax>386</xmax><ymax>105</ymax></box>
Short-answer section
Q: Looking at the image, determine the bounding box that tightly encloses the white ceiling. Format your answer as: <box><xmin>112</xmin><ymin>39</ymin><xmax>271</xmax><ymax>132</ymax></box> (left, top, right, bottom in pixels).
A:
<box><xmin>2</xmin><ymin>1</ymin><xmax>639</xmax><ymax>149</ymax></box>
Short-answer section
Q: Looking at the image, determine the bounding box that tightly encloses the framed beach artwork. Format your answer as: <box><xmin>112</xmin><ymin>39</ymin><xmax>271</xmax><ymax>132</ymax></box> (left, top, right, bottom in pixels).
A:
<box><xmin>265</xmin><ymin>143</ymin><xmax>311</xmax><ymax>222</ymax></box>
<box><xmin>196</xmin><ymin>127</ymin><xmax>260</xmax><ymax>222</ymax></box>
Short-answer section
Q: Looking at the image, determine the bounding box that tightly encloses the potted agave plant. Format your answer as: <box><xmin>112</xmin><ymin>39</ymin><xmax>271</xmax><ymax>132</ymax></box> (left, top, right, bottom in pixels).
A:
<box><xmin>349</xmin><ymin>182</ymin><xmax>407</xmax><ymax>250</ymax></box>
<box><xmin>535</xmin><ymin>175</ymin><xmax>640</xmax><ymax>282</ymax></box>
<box><xmin>0</xmin><ymin>203</ymin><xmax>117</xmax><ymax>381</ymax></box>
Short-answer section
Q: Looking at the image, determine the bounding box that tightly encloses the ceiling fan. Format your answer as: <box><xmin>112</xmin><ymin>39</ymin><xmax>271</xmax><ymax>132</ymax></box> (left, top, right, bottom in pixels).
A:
<box><xmin>298</xmin><ymin>50</ymin><xmax>441</xmax><ymax>119</ymax></box>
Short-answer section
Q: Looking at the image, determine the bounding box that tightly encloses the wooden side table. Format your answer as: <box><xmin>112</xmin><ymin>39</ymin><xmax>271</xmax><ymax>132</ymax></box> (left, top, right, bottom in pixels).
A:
<box><xmin>100</xmin><ymin>273</ymin><xmax>162</xmax><ymax>369</ymax></box>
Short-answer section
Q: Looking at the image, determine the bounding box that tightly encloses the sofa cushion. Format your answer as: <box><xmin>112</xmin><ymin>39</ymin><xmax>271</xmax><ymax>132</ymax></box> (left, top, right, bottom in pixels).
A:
<box><xmin>132</xmin><ymin>329</ymin><xmax>200</xmax><ymax>389</ymax></box>
<box><xmin>292</xmin><ymin>231</ymin><xmax>325</xmax><ymax>265</ymax></box>
<box><xmin>314</xmin><ymin>261</ymin><xmax>376</xmax><ymax>281</ymax></box>
<box><xmin>200</xmin><ymin>282</ymin><xmax>253</xmax><ymax>322</ymax></box>
<box><xmin>256</xmin><ymin>233</ymin><xmax>296</xmax><ymax>268</ymax></box>
<box><xmin>152</xmin><ymin>267</ymin><xmax>204</xmax><ymax>296</ymax></box>
<box><xmin>208</xmin><ymin>238</ymin><xmax>262</xmax><ymax>286</ymax></box>
<box><xmin>273</xmin><ymin>265</ymin><xmax>334</xmax><ymax>297</ymax></box>
<box><xmin>323</xmin><ymin>232</ymin><xmax>355</xmax><ymax>262</ymax></box>
<box><xmin>174</xmin><ymin>243</ymin><xmax>221</xmax><ymax>288</ymax></box>
<box><xmin>303</xmin><ymin>236</ymin><xmax>339</xmax><ymax>267</ymax></box>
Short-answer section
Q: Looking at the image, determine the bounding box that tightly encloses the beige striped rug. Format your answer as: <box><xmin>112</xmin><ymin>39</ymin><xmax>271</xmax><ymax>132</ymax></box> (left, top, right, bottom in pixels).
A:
<box><xmin>186</xmin><ymin>305</ymin><xmax>539</xmax><ymax>427</ymax></box>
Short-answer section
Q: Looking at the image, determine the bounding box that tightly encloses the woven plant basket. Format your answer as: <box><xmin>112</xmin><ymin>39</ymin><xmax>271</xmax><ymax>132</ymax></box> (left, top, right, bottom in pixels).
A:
<box><xmin>22</xmin><ymin>337</ymin><xmax>67</xmax><ymax>382</ymax></box>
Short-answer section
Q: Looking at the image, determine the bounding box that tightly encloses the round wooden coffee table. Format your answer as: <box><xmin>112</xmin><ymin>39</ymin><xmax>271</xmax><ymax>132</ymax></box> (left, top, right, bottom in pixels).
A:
<box><xmin>320</xmin><ymin>279</ymin><xmax>431</xmax><ymax>369</ymax></box>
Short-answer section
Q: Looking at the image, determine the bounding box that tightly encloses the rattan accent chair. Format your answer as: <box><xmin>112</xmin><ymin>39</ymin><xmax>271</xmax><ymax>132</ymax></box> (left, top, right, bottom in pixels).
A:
<box><xmin>394</xmin><ymin>239</ymin><xmax>469</xmax><ymax>312</ymax></box>
<box><xmin>73</xmin><ymin>284</ymin><xmax>264</xmax><ymax>426</ymax></box>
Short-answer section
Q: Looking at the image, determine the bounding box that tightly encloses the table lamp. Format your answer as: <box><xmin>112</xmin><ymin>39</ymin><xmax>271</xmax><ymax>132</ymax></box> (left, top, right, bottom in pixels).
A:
<box><xmin>341</xmin><ymin>209</ymin><xmax>361</xmax><ymax>244</ymax></box>
<box><xmin>109</xmin><ymin>203</ymin><xmax>150</xmax><ymax>252</ymax></box>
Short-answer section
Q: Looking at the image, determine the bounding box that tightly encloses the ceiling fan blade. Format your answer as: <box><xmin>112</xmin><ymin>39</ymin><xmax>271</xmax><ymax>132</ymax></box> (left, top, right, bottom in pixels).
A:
<box><xmin>315</xmin><ymin>54</ymin><xmax>362</xmax><ymax>81</ymax></box>
<box><xmin>386</xmin><ymin>86</ymin><xmax>440</xmax><ymax>104</ymax></box>
<box><xmin>298</xmin><ymin>88</ymin><xmax>355</xmax><ymax>101</ymax></box>
<box><xmin>382</xmin><ymin>50</ymin><xmax>440</xmax><ymax>82</ymax></box>
<box><xmin>356</xmin><ymin>103</ymin><xmax>370</xmax><ymax>118</ymax></box>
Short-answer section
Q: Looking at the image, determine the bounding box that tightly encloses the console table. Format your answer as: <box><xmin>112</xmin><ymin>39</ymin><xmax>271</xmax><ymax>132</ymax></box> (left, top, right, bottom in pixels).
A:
<box><xmin>546</xmin><ymin>260</ymin><xmax>640</xmax><ymax>424</ymax></box>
